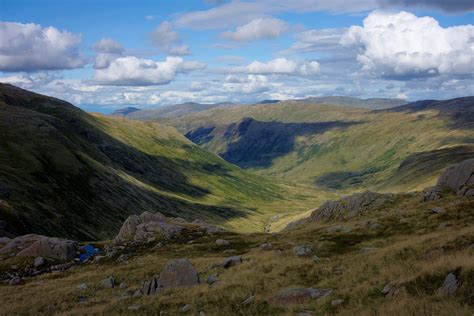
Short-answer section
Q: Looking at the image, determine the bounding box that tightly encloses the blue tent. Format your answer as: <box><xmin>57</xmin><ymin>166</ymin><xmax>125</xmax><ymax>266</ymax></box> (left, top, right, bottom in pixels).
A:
<box><xmin>79</xmin><ymin>244</ymin><xmax>102</xmax><ymax>262</ymax></box>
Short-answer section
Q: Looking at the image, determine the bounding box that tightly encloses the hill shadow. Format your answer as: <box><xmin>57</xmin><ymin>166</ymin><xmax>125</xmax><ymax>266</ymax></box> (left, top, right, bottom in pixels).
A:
<box><xmin>215</xmin><ymin>118</ymin><xmax>363</xmax><ymax>168</ymax></box>
<box><xmin>0</xmin><ymin>84</ymin><xmax>248</xmax><ymax>240</ymax></box>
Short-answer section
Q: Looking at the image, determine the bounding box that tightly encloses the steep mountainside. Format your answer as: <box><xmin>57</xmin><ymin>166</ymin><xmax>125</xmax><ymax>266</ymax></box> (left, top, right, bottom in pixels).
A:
<box><xmin>169</xmin><ymin>98</ymin><xmax>474</xmax><ymax>192</ymax></box>
<box><xmin>0</xmin><ymin>84</ymin><xmax>319</xmax><ymax>240</ymax></box>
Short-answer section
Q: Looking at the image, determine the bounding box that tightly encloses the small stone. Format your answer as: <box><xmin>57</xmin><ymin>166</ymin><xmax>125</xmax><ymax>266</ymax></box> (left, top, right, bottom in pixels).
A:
<box><xmin>128</xmin><ymin>305</ymin><xmax>141</xmax><ymax>311</ymax></box>
<box><xmin>293</xmin><ymin>245</ymin><xmax>313</xmax><ymax>256</ymax></box>
<box><xmin>117</xmin><ymin>254</ymin><xmax>131</xmax><ymax>263</ymax></box>
<box><xmin>431</xmin><ymin>207</ymin><xmax>446</xmax><ymax>214</ymax></box>
<box><xmin>381</xmin><ymin>281</ymin><xmax>406</xmax><ymax>297</ymax></box>
<box><xmin>360</xmin><ymin>247</ymin><xmax>378</xmax><ymax>254</ymax></box>
<box><xmin>120</xmin><ymin>282</ymin><xmax>129</xmax><ymax>289</ymax></box>
<box><xmin>33</xmin><ymin>256</ymin><xmax>46</xmax><ymax>268</ymax></box>
<box><xmin>199</xmin><ymin>311</ymin><xmax>206</xmax><ymax>316</ymax></box>
<box><xmin>121</xmin><ymin>290</ymin><xmax>134</xmax><ymax>299</ymax></box>
<box><xmin>241</xmin><ymin>295</ymin><xmax>255</xmax><ymax>306</ymax></box>
<box><xmin>223</xmin><ymin>249</ymin><xmax>237</xmax><ymax>254</ymax></box>
<box><xmin>438</xmin><ymin>222</ymin><xmax>448</xmax><ymax>229</ymax></box>
<box><xmin>270</xmin><ymin>287</ymin><xmax>328</xmax><ymax>306</ymax></box>
<box><xmin>326</xmin><ymin>225</ymin><xmax>342</xmax><ymax>233</ymax></box>
<box><xmin>133</xmin><ymin>289</ymin><xmax>143</xmax><ymax>298</ymax></box>
<box><xmin>312</xmin><ymin>255</ymin><xmax>321</xmax><ymax>262</ymax></box>
<box><xmin>77</xmin><ymin>283</ymin><xmax>88</xmax><ymax>291</ymax></box>
<box><xmin>260</xmin><ymin>243</ymin><xmax>273</xmax><ymax>251</ymax></box>
<box><xmin>101</xmin><ymin>276</ymin><xmax>116</xmax><ymax>288</ymax></box>
<box><xmin>331</xmin><ymin>299</ymin><xmax>345</xmax><ymax>306</ymax></box>
<box><xmin>9</xmin><ymin>276</ymin><xmax>20</xmax><ymax>286</ymax></box>
<box><xmin>181</xmin><ymin>304</ymin><xmax>192</xmax><ymax>312</ymax></box>
<box><xmin>215</xmin><ymin>239</ymin><xmax>230</xmax><ymax>246</ymax></box>
<box><xmin>220</xmin><ymin>256</ymin><xmax>242</xmax><ymax>269</ymax></box>
<box><xmin>207</xmin><ymin>275</ymin><xmax>218</xmax><ymax>285</ymax></box>
<box><xmin>437</xmin><ymin>272</ymin><xmax>459</xmax><ymax>296</ymax></box>
<box><xmin>308</xmin><ymin>288</ymin><xmax>332</xmax><ymax>298</ymax></box>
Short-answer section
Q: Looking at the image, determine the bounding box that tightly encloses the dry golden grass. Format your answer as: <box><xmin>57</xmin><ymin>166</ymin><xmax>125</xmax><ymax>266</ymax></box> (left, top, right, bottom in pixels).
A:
<box><xmin>0</xmin><ymin>194</ymin><xmax>473</xmax><ymax>315</ymax></box>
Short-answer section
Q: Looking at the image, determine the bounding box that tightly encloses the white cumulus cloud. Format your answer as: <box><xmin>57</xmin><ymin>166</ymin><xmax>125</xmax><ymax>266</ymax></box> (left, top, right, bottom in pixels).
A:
<box><xmin>234</xmin><ymin>58</ymin><xmax>320</xmax><ymax>76</ymax></box>
<box><xmin>0</xmin><ymin>21</ymin><xmax>85</xmax><ymax>72</ymax></box>
<box><xmin>222</xmin><ymin>18</ymin><xmax>289</xmax><ymax>41</ymax></box>
<box><xmin>222</xmin><ymin>74</ymin><xmax>271</xmax><ymax>94</ymax></box>
<box><xmin>341</xmin><ymin>11</ymin><xmax>474</xmax><ymax>78</ymax></box>
<box><xmin>93</xmin><ymin>56</ymin><xmax>206</xmax><ymax>86</ymax></box>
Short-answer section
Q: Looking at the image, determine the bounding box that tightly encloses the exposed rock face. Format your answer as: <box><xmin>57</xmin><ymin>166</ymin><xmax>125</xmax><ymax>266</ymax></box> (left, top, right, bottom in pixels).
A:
<box><xmin>114</xmin><ymin>212</ymin><xmax>224</xmax><ymax>245</ymax></box>
<box><xmin>141</xmin><ymin>258</ymin><xmax>199</xmax><ymax>295</ymax></box>
<box><xmin>0</xmin><ymin>234</ymin><xmax>77</xmax><ymax>261</ymax></box>
<box><xmin>438</xmin><ymin>159</ymin><xmax>474</xmax><ymax>196</ymax></box>
<box><xmin>423</xmin><ymin>159</ymin><xmax>474</xmax><ymax>201</ymax></box>
<box><xmin>311</xmin><ymin>191</ymin><xmax>393</xmax><ymax>221</ymax></box>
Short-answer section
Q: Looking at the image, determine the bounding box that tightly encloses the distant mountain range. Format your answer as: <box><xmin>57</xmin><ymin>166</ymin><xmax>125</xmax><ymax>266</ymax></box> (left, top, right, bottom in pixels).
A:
<box><xmin>111</xmin><ymin>102</ymin><xmax>236</xmax><ymax>120</ymax></box>
<box><xmin>110</xmin><ymin>96</ymin><xmax>407</xmax><ymax>121</ymax></box>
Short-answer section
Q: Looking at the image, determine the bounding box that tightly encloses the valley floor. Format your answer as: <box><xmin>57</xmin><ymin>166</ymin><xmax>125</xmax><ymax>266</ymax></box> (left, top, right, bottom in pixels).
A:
<box><xmin>1</xmin><ymin>192</ymin><xmax>473</xmax><ymax>315</ymax></box>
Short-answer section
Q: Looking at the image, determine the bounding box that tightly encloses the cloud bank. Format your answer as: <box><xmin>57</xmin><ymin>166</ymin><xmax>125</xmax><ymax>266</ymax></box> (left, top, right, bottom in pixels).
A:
<box><xmin>0</xmin><ymin>22</ymin><xmax>85</xmax><ymax>72</ymax></box>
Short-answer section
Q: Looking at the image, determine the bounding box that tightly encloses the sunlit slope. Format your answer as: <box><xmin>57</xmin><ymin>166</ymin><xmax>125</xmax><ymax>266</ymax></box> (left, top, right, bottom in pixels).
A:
<box><xmin>168</xmin><ymin>98</ymin><xmax>474</xmax><ymax>192</ymax></box>
<box><xmin>0</xmin><ymin>84</ymin><xmax>320</xmax><ymax>240</ymax></box>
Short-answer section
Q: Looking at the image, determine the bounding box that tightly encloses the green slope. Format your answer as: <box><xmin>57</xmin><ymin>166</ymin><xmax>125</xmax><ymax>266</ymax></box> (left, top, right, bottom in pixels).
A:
<box><xmin>0</xmin><ymin>84</ymin><xmax>322</xmax><ymax>240</ymax></box>
<box><xmin>167</xmin><ymin>98</ymin><xmax>474</xmax><ymax>193</ymax></box>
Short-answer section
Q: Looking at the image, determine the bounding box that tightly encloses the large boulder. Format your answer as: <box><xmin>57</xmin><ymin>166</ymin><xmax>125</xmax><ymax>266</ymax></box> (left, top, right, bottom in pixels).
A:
<box><xmin>16</xmin><ymin>237</ymin><xmax>77</xmax><ymax>261</ymax></box>
<box><xmin>423</xmin><ymin>159</ymin><xmax>474</xmax><ymax>201</ymax></box>
<box><xmin>437</xmin><ymin>159</ymin><xmax>474</xmax><ymax>197</ymax></box>
<box><xmin>113</xmin><ymin>211</ymin><xmax>225</xmax><ymax>245</ymax></box>
<box><xmin>0</xmin><ymin>234</ymin><xmax>77</xmax><ymax>261</ymax></box>
<box><xmin>114</xmin><ymin>211</ymin><xmax>184</xmax><ymax>244</ymax></box>
<box><xmin>311</xmin><ymin>191</ymin><xmax>393</xmax><ymax>221</ymax></box>
<box><xmin>141</xmin><ymin>258</ymin><xmax>199</xmax><ymax>295</ymax></box>
<box><xmin>0</xmin><ymin>234</ymin><xmax>43</xmax><ymax>256</ymax></box>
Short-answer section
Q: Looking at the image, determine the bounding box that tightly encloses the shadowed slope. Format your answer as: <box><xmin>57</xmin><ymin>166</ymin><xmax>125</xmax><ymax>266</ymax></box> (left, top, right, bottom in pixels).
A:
<box><xmin>0</xmin><ymin>84</ymin><xmax>294</xmax><ymax>240</ymax></box>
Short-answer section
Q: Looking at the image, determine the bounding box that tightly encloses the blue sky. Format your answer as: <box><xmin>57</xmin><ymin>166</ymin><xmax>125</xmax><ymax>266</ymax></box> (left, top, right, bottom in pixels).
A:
<box><xmin>0</xmin><ymin>0</ymin><xmax>473</xmax><ymax>113</ymax></box>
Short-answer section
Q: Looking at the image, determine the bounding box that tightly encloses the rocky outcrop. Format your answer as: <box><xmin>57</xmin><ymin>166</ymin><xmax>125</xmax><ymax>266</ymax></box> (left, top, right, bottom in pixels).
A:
<box><xmin>113</xmin><ymin>211</ymin><xmax>224</xmax><ymax>245</ymax></box>
<box><xmin>283</xmin><ymin>191</ymin><xmax>392</xmax><ymax>231</ymax></box>
<box><xmin>141</xmin><ymin>258</ymin><xmax>199</xmax><ymax>295</ymax></box>
<box><xmin>437</xmin><ymin>159</ymin><xmax>474</xmax><ymax>196</ymax></box>
<box><xmin>311</xmin><ymin>191</ymin><xmax>393</xmax><ymax>221</ymax></box>
<box><xmin>0</xmin><ymin>234</ymin><xmax>77</xmax><ymax>261</ymax></box>
<box><xmin>423</xmin><ymin>159</ymin><xmax>474</xmax><ymax>201</ymax></box>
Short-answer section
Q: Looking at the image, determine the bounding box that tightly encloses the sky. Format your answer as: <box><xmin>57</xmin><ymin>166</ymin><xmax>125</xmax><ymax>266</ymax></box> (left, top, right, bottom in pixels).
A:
<box><xmin>0</xmin><ymin>0</ymin><xmax>473</xmax><ymax>113</ymax></box>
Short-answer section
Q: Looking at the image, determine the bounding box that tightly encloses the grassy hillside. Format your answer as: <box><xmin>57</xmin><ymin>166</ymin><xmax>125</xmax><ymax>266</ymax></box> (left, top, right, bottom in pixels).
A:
<box><xmin>1</xmin><ymin>189</ymin><xmax>472</xmax><ymax>315</ymax></box>
<box><xmin>0</xmin><ymin>84</ymin><xmax>323</xmax><ymax>240</ymax></box>
<box><xmin>167</xmin><ymin>98</ymin><xmax>474</xmax><ymax>193</ymax></box>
